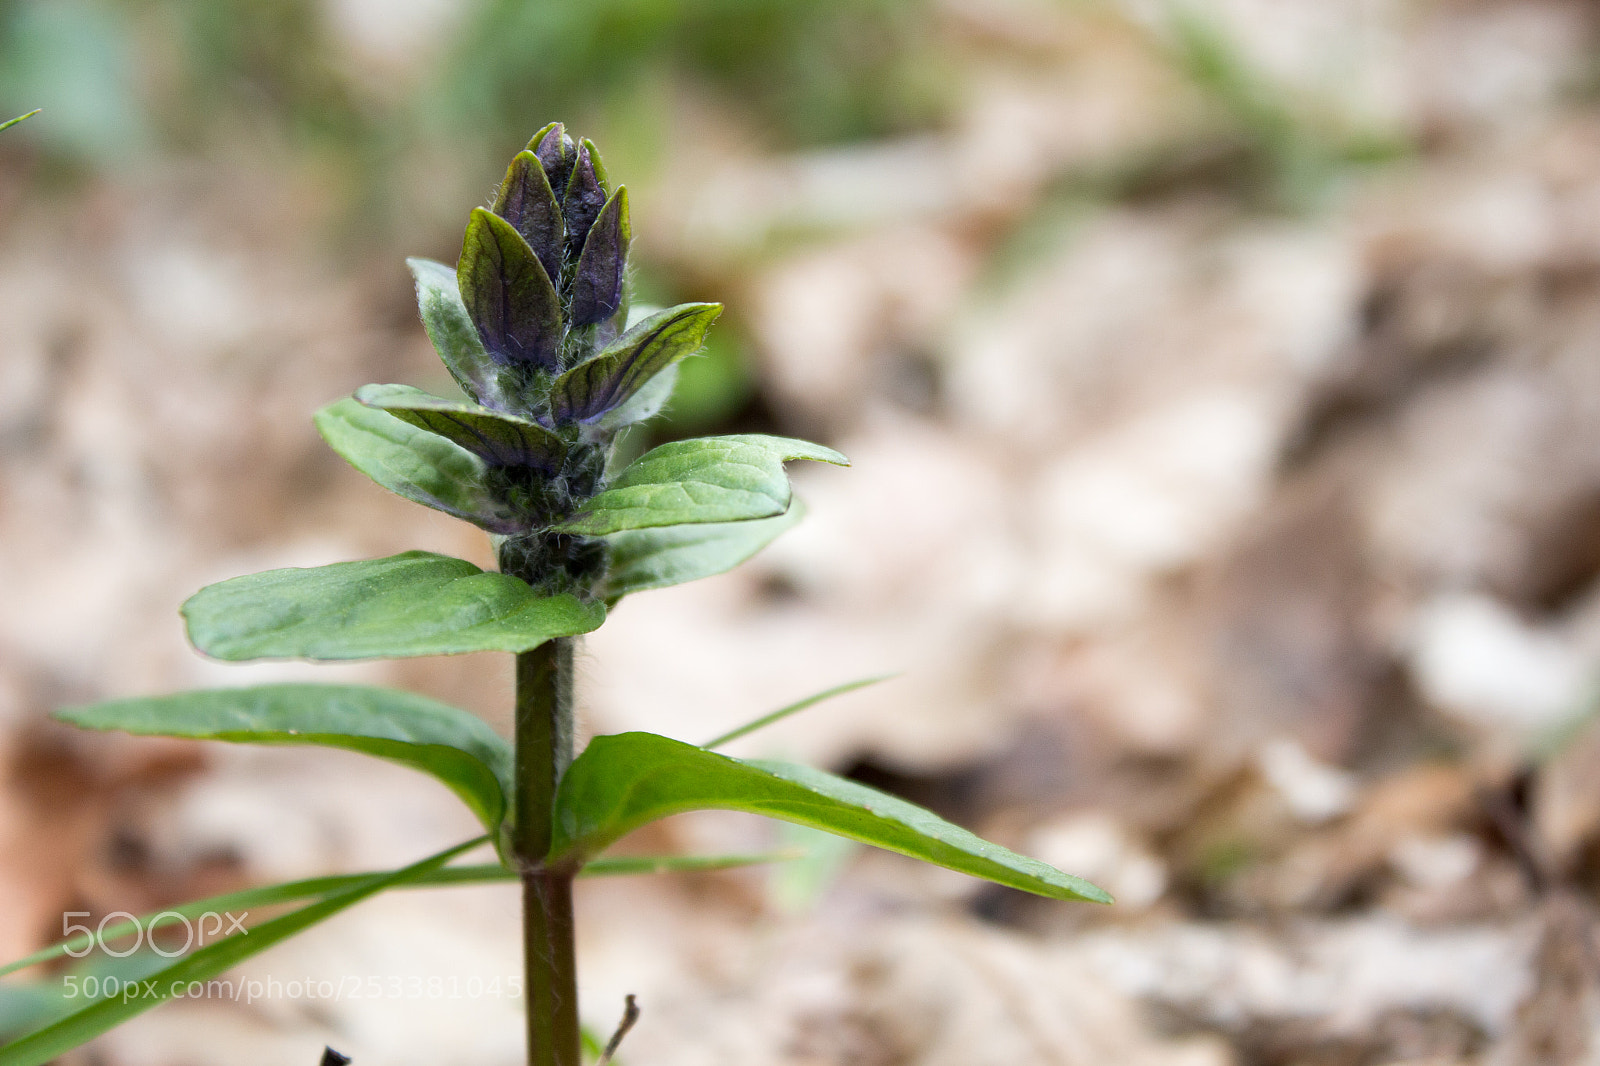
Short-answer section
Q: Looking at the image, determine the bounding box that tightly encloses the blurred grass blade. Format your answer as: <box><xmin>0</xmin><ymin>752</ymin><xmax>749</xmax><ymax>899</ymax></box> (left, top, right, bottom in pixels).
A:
<box><xmin>0</xmin><ymin>837</ymin><xmax>484</xmax><ymax>1066</ymax></box>
<box><xmin>702</xmin><ymin>674</ymin><xmax>895</xmax><ymax>749</ymax></box>
<box><xmin>580</xmin><ymin>850</ymin><xmax>803</xmax><ymax>877</ymax></box>
<box><xmin>57</xmin><ymin>685</ymin><xmax>514</xmax><ymax>835</ymax></box>
<box><xmin>0</xmin><ymin>110</ymin><xmax>39</xmax><ymax>133</ymax></box>
<box><xmin>0</xmin><ymin>861</ymin><xmax>487</xmax><ymax>980</ymax></box>
<box><xmin>0</xmin><ymin>851</ymin><xmax>797</xmax><ymax>981</ymax></box>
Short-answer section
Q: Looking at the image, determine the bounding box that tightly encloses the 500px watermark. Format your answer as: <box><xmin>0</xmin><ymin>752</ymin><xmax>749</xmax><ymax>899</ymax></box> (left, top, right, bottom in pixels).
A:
<box><xmin>62</xmin><ymin>974</ymin><xmax>526</xmax><ymax>1005</ymax></box>
<box><xmin>60</xmin><ymin>910</ymin><xmax>248</xmax><ymax>958</ymax></box>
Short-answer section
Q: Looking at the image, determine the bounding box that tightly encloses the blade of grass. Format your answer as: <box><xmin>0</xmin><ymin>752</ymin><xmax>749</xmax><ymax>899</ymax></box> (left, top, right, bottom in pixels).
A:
<box><xmin>702</xmin><ymin>675</ymin><xmax>894</xmax><ymax>750</ymax></box>
<box><xmin>0</xmin><ymin>836</ymin><xmax>486</xmax><ymax>1066</ymax></box>
<box><xmin>0</xmin><ymin>851</ymin><xmax>799</xmax><ymax>979</ymax></box>
<box><xmin>0</xmin><ymin>110</ymin><xmax>39</xmax><ymax>133</ymax></box>
<box><xmin>581</xmin><ymin>850</ymin><xmax>803</xmax><ymax>877</ymax></box>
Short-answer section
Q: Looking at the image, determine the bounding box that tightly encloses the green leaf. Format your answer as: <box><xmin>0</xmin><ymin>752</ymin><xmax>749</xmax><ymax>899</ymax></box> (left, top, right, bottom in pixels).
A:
<box><xmin>491</xmin><ymin>150</ymin><xmax>564</xmax><ymax>284</ymax></box>
<box><xmin>0</xmin><ymin>838</ymin><xmax>483</xmax><ymax>1066</ymax></box>
<box><xmin>0</xmin><ymin>110</ymin><xmax>39</xmax><ymax>133</ymax></box>
<box><xmin>406</xmin><ymin>257</ymin><xmax>505</xmax><ymax>408</ymax></box>
<box><xmin>569</xmin><ymin>187</ymin><xmax>631</xmax><ymax>327</ymax></box>
<box><xmin>459</xmin><ymin>206</ymin><xmax>562</xmax><ymax>369</ymax></box>
<box><xmin>555</xmin><ymin>434</ymin><xmax>848</xmax><ymax>536</ymax></box>
<box><xmin>354</xmin><ymin>383</ymin><xmax>567</xmax><ymax>472</ymax></box>
<box><xmin>552</xmin><ymin>303</ymin><xmax>722</xmax><ymax>424</ymax></box>
<box><xmin>551</xmin><ymin>733</ymin><xmax>1111</xmax><ymax>904</ymax></box>
<box><xmin>701</xmin><ymin>673</ymin><xmax>894</xmax><ymax>749</ymax></box>
<box><xmin>602</xmin><ymin>501</ymin><xmax>802</xmax><ymax>599</ymax></box>
<box><xmin>315</xmin><ymin>397</ymin><xmax>521</xmax><ymax>532</ymax></box>
<box><xmin>183</xmin><ymin>551</ymin><xmax>605</xmax><ymax>661</ymax></box>
<box><xmin>57</xmin><ymin>685</ymin><xmax>514</xmax><ymax>834</ymax></box>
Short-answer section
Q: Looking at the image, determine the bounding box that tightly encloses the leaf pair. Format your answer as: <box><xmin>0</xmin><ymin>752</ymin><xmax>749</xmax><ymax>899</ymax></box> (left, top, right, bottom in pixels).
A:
<box><xmin>318</xmin><ymin>393</ymin><xmax>844</xmax><ymax>540</ymax></box>
<box><xmin>56</xmin><ymin>683</ymin><xmax>1109</xmax><ymax>905</ymax></box>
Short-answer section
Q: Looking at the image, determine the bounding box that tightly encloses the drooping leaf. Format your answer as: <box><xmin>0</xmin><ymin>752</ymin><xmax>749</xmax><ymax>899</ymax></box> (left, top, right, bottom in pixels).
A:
<box><xmin>701</xmin><ymin>673</ymin><xmax>894</xmax><ymax>749</ymax></box>
<box><xmin>561</xmin><ymin>142</ymin><xmax>608</xmax><ymax>249</ymax></box>
<box><xmin>551</xmin><ymin>733</ymin><xmax>1111</xmax><ymax>904</ymax></box>
<box><xmin>555</xmin><ymin>434</ymin><xmax>847</xmax><ymax>536</ymax></box>
<box><xmin>355</xmin><ymin>384</ymin><xmax>567</xmax><ymax>472</ymax></box>
<box><xmin>569</xmin><ymin>187</ymin><xmax>630</xmax><ymax>327</ymax></box>
<box><xmin>458</xmin><ymin>207</ymin><xmax>562</xmax><ymax>369</ymax></box>
<box><xmin>491</xmin><ymin>151</ymin><xmax>564</xmax><ymax>285</ymax></box>
<box><xmin>602</xmin><ymin>501</ymin><xmax>802</xmax><ymax>599</ymax></box>
<box><xmin>0</xmin><ymin>110</ymin><xmax>39</xmax><ymax>133</ymax></box>
<box><xmin>406</xmin><ymin>257</ymin><xmax>505</xmax><ymax>409</ymax></box>
<box><xmin>0</xmin><ymin>838</ymin><xmax>483</xmax><ymax>1066</ymax></box>
<box><xmin>552</xmin><ymin>303</ymin><xmax>722</xmax><ymax>424</ymax></box>
<box><xmin>315</xmin><ymin>398</ymin><xmax>520</xmax><ymax>532</ymax></box>
<box><xmin>58</xmin><ymin>685</ymin><xmax>514</xmax><ymax>833</ymax></box>
<box><xmin>531</xmin><ymin>122</ymin><xmax>576</xmax><ymax>198</ymax></box>
<box><xmin>183</xmin><ymin>551</ymin><xmax>605</xmax><ymax>661</ymax></box>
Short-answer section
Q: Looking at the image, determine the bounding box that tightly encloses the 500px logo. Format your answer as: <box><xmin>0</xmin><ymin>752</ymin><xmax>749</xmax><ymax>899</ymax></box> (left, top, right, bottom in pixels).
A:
<box><xmin>61</xmin><ymin>909</ymin><xmax>248</xmax><ymax>958</ymax></box>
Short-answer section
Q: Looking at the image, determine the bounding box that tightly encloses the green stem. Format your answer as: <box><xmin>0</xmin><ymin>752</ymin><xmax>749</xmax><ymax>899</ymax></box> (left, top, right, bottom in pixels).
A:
<box><xmin>514</xmin><ymin>638</ymin><xmax>581</xmax><ymax>1066</ymax></box>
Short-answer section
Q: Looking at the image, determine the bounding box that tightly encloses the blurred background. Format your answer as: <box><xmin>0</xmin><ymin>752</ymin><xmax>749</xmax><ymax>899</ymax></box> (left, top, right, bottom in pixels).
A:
<box><xmin>3</xmin><ymin>0</ymin><xmax>1600</xmax><ymax>1062</ymax></box>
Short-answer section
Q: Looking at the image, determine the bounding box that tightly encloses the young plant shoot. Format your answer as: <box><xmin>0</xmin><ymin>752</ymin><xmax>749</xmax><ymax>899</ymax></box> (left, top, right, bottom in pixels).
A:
<box><xmin>0</xmin><ymin>124</ymin><xmax>1109</xmax><ymax>1066</ymax></box>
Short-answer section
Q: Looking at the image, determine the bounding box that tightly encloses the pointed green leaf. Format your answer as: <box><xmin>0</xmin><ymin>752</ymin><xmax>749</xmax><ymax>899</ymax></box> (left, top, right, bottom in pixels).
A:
<box><xmin>602</xmin><ymin>500</ymin><xmax>802</xmax><ymax>598</ymax></box>
<box><xmin>182</xmin><ymin>551</ymin><xmax>605</xmax><ymax>661</ymax></box>
<box><xmin>459</xmin><ymin>207</ymin><xmax>562</xmax><ymax>369</ymax></box>
<box><xmin>492</xmin><ymin>151</ymin><xmax>564</xmax><ymax>284</ymax></box>
<box><xmin>555</xmin><ymin>434</ymin><xmax>847</xmax><ymax>536</ymax></box>
<box><xmin>569</xmin><ymin>187</ymin><xmax>630</xmax><ymax>327</ymax></box>
<box><xmin>0</xmin><ymin>110</ymin><xmax>39</xmax><ymax>133</ymax></box>
<box><xmin>407</xmin><ymin>257</ymin><xmax>506</xmax><ymax>408</ymax></box>
<box><xmin>355</xmin><ymin>384</ymin><xmax>567</xmax><ymax>472</ymax></box>
<box><xmin>0</xmin><ymin>838</ymin><xmax>483</xmax><ymax>1066</ymax></box>
<box><xmin>58</xmin><ymin>685</ymin><xmax>513</xmax><ymax>834</ymax></box>
<box><xmin>551</xmin><ymin>733</ymin><xmax>1110</xmax><ymax>903</ymax></box>
<box><xmin>315</xmin><ymin>397</ymin><xmax>521</xmax><ymax>532</ymax></box>
<box><xmin>552</xmin><ymin>303</ymin><xmax>722</xmax><ymax>424</ymax></box>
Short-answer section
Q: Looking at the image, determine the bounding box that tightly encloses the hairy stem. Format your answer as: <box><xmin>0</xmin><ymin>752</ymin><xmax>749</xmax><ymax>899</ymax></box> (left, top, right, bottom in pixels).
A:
<box><xmin>514</xmin><ymin>638</ymin><xmax>581</xmax><ymax>1066</ymax></box>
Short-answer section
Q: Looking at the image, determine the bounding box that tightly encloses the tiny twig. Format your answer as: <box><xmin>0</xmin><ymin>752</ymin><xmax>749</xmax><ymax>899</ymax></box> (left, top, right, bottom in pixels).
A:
<box><xmin>595</xmin><ymin>995</ymin><xmax>641</xmax><ymax>1066</ymax></box>
<box><xmin>320</xmin><ymin>1048</ymin><xmax>351</xmax><ymax>1066</ymax></box>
